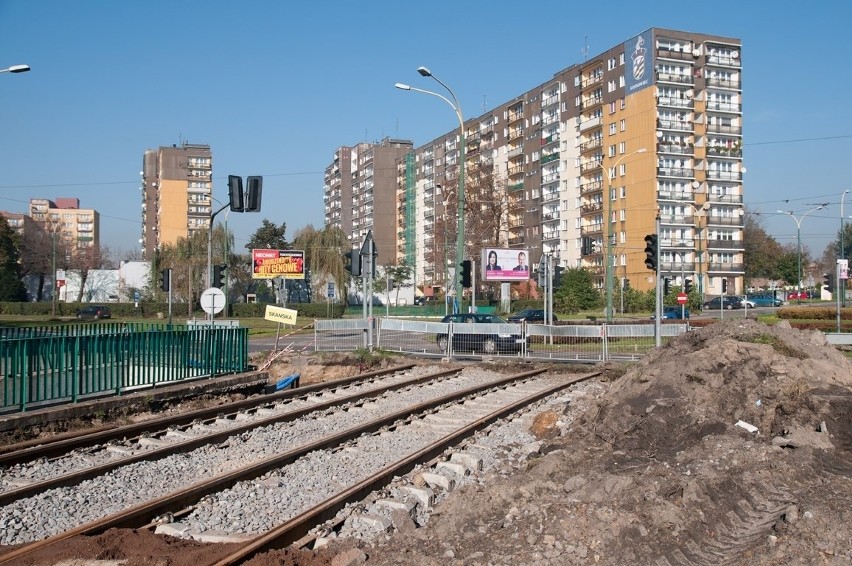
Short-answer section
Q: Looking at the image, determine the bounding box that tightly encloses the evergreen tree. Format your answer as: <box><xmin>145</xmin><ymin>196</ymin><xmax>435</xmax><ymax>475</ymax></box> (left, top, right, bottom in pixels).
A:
<box><xmin>0</xmin><ymin>217</ymin><xmax>27</xmax><ymax>301</ymax></box>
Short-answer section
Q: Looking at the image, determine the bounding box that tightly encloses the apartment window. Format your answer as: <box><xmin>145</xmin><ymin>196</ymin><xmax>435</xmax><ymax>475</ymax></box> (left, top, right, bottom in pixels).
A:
<box><xmin>609</xmin><ymin>145</ymin><xmax>616</xmax><ymax>157</ymax></box>
<box><xmin>620</xmin><ymin>119</ymin><xmax>626</xmax><ymax>131</ymax></box>
<box><xmin>610</xmin><ymin>187</ymin><xmax>617</xmax><ymax>201</ymax></box>
<box><xmin>619</xmin><ymin>164</ymin><xmax>626</xmax><ymax>176</ymax></box>
<box><xmin>608</xmin><ymin>57</ymin><xmax>616</xmax><ymax>70</ymax></box>
<box><xmin>618</xmin><ymin>141</ymin><xmax>626</xmax><ymax>154</ymax></box>
<box><xmin>575</xmin><ymin>95</ymin><xmax>581</xmax><ymax>107</ymax></box>
<box><xmin>620</xmin><ymin>209</ymin><xmax>626</xmax><ymax>221</ymax></box>
<box><xmin>619</xmin><ymin>76</ymin><xmax>625</xmax><ymax>87</ymax></box>
<box><xmin>620</xmin><ymin>186</ymin><xmax>627</xmax><ymax>198</ymax></box>
<box><xmin>609</xmin><ymin>101</ymin><xmax>616</xmax><ymax>114</ymax></box>
<box><xmin>620</xmin><ymin>231</ymin><xmax>626</xmax><ymax>243</ymax></box>
<box><xmin>619</xmin><ymin>53</ymin><xmax>625</xmax><ymax>65</ymax></box>
<box><xmin>608</xmin><ymin>80</ymin><xmax>616</xmax><ymax>92</ymax></box>
<box><xmin>620</xmin><ymin>98</ymin><xmax>626</xmax><ymax>109</ymax></box>
<box><xmin>609</xmin><ymin>124</ymin><xmax>617</xmax><ymax>135</ymax></box>
<box><xmin>574</xmin><ymin>75</ymin><xmax>581</xmax><ymax>87</ymax></box>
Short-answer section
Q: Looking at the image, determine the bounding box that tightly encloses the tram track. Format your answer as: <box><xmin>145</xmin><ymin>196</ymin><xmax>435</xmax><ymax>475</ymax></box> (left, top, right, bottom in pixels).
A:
<box><xmin>0</xmin><ymin>367</ymin><xmax>598</xmax><ymax>565</ymax></box>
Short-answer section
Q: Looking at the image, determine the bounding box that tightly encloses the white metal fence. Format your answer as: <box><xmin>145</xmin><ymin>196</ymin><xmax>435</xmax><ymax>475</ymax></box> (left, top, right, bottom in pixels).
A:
<box><xmin>315</xmin><ymin>318</ymin><xmax>689</xmax><ymax>362</ymax></box>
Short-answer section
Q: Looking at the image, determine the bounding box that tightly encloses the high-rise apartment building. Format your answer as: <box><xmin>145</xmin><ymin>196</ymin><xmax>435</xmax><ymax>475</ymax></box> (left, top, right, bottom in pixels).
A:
<box><xmin>28</xmin><ymin>198</ymin><xmax>100</xmax><ymax>250</ymax></box>
<box><xmin>323</xmin><ymin>138</ymin><xmax>414</xmax><ymax>263</ymax></box>
<box><xmin>394</xmin><ymin>28</ymin><xmax>743</xmax><ymax>296</ymax></box>
<box><xmin>141</xmin><ymin>143</ymin><xmax>212</xmax><ymax>260</ymax></box>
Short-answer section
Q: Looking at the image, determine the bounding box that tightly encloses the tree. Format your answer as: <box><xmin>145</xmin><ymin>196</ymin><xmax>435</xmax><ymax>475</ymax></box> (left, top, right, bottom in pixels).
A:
<box><xmin>0</xmin><ymin>217</ymin><xmax>27</xmax><ymax>301</ymax></box>
<box><xmin>246</xmin><ymin>219</ymin><xmax>289</xmax><ymax>251</ymax></box>
<box><xmin>292</xmin><ymin>225</ymin><xmax>349</xmax><ymax>301</ymax></box>
<box><xmin>774</xmin><ymin>244</ymin><xmax>802</xmax><ymax>287</ymax></box>
<box><xmin>743</xmin><ymin>212</ymin><xmax>785</xmax><ymax>284</ymax></box>
<box><xmin>553</xmin><ymin>267</ymin><xmax>602</xmax><ymax>314</ymax></box>
<box><xmin>376</xmin><ymin>261</ymin><xmax>414</xmax><ymax>305</ymax></box>
<box><xmin>17</xmin><ymin>223</ymin><xmax>69</xmax><ymax>302</ymax></box>
<box><xmin>72</xmin><ymin>245</ymin><xmax>104</xmax><ymax>303</ymax></box>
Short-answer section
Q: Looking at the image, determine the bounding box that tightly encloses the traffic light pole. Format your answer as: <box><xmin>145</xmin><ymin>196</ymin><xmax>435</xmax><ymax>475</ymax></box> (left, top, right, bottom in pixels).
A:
<box><xmin>167</xmin><ymin>269</ymin><xmax>173</xmax><ymax>326</ymax></box>
<box><xmin>654</xmin><ymin>216</ymin><xmax>662</xmax><ymax>347</ymax></box>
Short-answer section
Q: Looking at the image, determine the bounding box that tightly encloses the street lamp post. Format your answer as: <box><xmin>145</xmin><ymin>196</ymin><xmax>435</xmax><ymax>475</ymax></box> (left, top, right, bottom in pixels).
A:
<box><xmin>0</xmin><ymin>64</ymin><xmax>30</xmax><ymax>74</ymax></box>
<box><xmin>778</xmin><ymin>205</ymin><xmax>825</xmax><ymax>304</ymax></box>
<box><xmin>396</xmin><ymin>67</ymin><xmax>466</xmax><ymax>313</ymax></box>
<box><xmin>600</xmin><ymin>148</ymin><xmax>646</xmax><ymax>321</ymax></box>
<box><xmin>841</xmin><ymin>190</ymin><xmax>849</xmax><ymax>307</ymax></box>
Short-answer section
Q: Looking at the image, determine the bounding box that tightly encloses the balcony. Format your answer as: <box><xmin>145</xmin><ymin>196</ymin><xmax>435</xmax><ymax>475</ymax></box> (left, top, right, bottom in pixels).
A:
<box><xmin>508</xmin><ymin>236</ymin><xmax>525</xmax><ymax>246</ymax></box>
<box><xmin>581</xmin><ymin>74</ymin><xmax>602</xmax><ymax>88</ymax></box>
<box><xmin>706</xmin><ymin>101</ymin><xmax>742</xmax><ymax>113</ymax></box>
<box><xmin>542</xmin><ymin>231</ymin><xmax>559</xmax><ymax>241</ymax></box>
<box><xmin>657</xmin><ymin>118</ymin><xmax>692</xmax><ymax>132</ymax></box>
<box><xmin>706</xmin><ymin>55</ymin><xmax>741</xmax><ymax>68</ymax></box>
<box><xmin>507</xmin><ymin>109</ymin><xmax>523</xmax><ymax>124</ymax></box>
<box><xmin>580</xmin><ymin>138</ymin><xmax>603</xmax><ymax>152</ymax></box>
<box><xmin>581</xmin><ymin>96</ymin><xmax>602</xmax><ymax>108</ymax></box>
<box><xmin>581</xmin><ymin>224</ymin><xmax>603</xmax><ymax>236</ymax></box>
<box><xmin>508</xmin><ymin>166</ymin><xmax>524</xmax><ymax>177</ymax></box>
<box><xmin>578</xmin><ymin>116</ymin><xmax>602</xmax><ymax>132</ymax></box>
<box><xmin>705</xmin><ymin>215</ymin><xmax>745</xmax><ymax>227</ymax></box>
<box><xmin>708</xmin><ymin>193</ymin><xmax>743</xmax><ymax>204</ymax></box>
<box><xmin>509</xmin><ymin>182</ymin><xmax>524</xmax><ymax>192</ymax></box>
<box><xmin>540</xmin><ymin>153</ymin><xmax>559</xmax><ymax>164</ymax></box>
<box><xmin>707</xmin><ymin>170</ymin><xmax>743</xmax><ymax>181</ymax></box>
<box><xmin>656</xmin><ymin>47</ymin><xmax>694</xmax><ymax>61</ymax></box>
<box><xmin>657</xmin><ymin>96</ymin><xmax>694</xmax><ymax>110</ymax></box>
<box><xmin>657</xmin><ymin>190</ymin><xmax>692</xmax><ymax>202</ymax></box>
<box><xmin>659</xmin><ymin>261</ymin><xmax>696</xmax><ymax>273</ymax></box>
<box><xmin>657</xmin><ymin>142</ymin><xmax>694</xmax><ymax>155</ymax></box>
<box><xmin>659</xmin><ymin>213</ymin><xmax>695</xmax><ymax>225</ymax></box>
<box><xmin>581</xmin><ymin>202</ymin><xmax>603</xmax><ymax>214</ymax></box>
<box><xmin>706</xmin><ymin>146</ymin><xmax>743</xmax><ymax>158</ymax></box>
<box><xmin>663</xmin><ymin>238</ymin><xmax>695</xmax><ymax>248</ymax></box>
<box><xmin>580</xmin><ymin>160</ymin><xmax>603</xmax><ymax>174</ymax></box>
<box><xmin>542</xmin><ymin>211</ymin><xmax>560</xmax><ymax>222</ymax></box>
<box><xmin>656</xmin><ymin>72</ymin><xmax>695</xmax><ymax>85</ymax></box>
<box><xmin>542</xmin><ymin>95</ymin><xmax>559</xmax><ymax>107</ymax></box>
<box><xmin>508</xmin><ymin>218</ymin><xmax>524</xmax><ymax>228</ymax></box>
<box><xmin>657</xmin><ymin>167</ymin><xmax>695</xmax><ymax>178</ymax></box>
<box><xmin>706</xmin><ymin>239</ymin><xmax>745</xmax><ymax>250</ymax></box>
<box><xmin>542</xmin><ymin>190</ymin><xmax>559</xmax><ymax>203</ymax></box>
<box><xmin>705</xmin><ymin>77</ymin><xmax>740</xmax><ymax>90</ymax></box>
<box><xmin>508</xmin><ymin>146</ymin><xmax>523</xmax><ymax>158</ymax></box>
<box><xmin>580</xmin><ymin>180</ymin><xmax>603</xmax><ymax>194</ymax></box>
<box><xmin>707</xmin><ymin>262</ymin><xmax>745</xmax><ymax>273</ymax></box>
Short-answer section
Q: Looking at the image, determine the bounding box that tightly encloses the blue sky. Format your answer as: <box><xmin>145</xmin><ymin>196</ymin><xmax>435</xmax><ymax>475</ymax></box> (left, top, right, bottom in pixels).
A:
<box><xmin>1</xmin><ymin>1</ymin><xmax>851</xmax><ymax>260</ymax></box>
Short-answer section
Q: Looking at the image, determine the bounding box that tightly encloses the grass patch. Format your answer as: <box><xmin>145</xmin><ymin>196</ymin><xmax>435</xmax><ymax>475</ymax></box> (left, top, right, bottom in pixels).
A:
<box><xmin>747</xmin><ymin>333</ymin><xmax>808</xmax><ymax>359</ymax></box>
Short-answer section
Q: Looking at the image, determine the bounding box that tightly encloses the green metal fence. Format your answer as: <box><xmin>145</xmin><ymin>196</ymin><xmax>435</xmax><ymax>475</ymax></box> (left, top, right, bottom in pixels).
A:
<box><xmin>0</xmin><ymin>324</ymin><xmax>249</xmax><ymax>413</ymax></box>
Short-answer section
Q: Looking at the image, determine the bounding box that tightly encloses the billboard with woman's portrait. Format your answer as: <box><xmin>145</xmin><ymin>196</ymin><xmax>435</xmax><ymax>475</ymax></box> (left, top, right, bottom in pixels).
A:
<box><xmin>480</xmin><ymin>248</ymin><xmax>531</xmax><ymax>282</ymax></box>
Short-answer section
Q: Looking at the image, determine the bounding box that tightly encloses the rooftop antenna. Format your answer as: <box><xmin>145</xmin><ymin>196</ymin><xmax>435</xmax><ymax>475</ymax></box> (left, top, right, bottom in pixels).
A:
<box><xmin>482</xmin><ymin>95</ymin><xmax>487</xmax><ymax>113</ymax></box>
<box><xmin>582</xmin><ymin>36</ymin><xmax>589</xmax><ymax>61</ymax></box>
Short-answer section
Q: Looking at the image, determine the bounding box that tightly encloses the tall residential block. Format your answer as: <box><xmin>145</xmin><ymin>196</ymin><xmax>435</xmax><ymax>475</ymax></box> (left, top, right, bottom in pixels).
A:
<box><xmin>141</xmin><ymin>143</ymin><xmax>212</xmax><ymax>259</ymax></box>
<box><xmin>323</xmin><ymin>138</ymin><xmax>414</xmax><ymax>263</ymax></box>
<box><xmin>394</xmin><ymin>28</ymin><xmax>743</xmax><ymax>296</ymax></box>
<box><xmin>28</xmin><ymin>198</ymin><xmax>100</xmax><ymax>250</ymax></box>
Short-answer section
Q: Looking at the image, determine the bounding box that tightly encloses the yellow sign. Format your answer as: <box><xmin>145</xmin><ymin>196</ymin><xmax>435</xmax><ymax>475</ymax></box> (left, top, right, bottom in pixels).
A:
<box><xmin>264</xmin><ymin>305</ymin><xmax>298</xmax><ymax>325</ymax></box>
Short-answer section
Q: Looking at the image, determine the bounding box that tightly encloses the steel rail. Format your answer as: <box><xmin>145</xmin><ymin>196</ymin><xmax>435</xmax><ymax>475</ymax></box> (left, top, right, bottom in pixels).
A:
<box><xmin>0</xmin><ymin>366</ymin><xmax>456</xmax><ymax>505</ymax></box>
<box><xmin>0</xmin><ymin>367</ymin><xmax>555</xmax><ymax>565</ymax></box>
<box><xmin>0</xmin><ymin>363</ymin><xmax>417</xmax><ymax>466</ymax></box>
<box><xmin>214</xmin><ymin>370</ymin><xmax>600</xmax><ymax>565</ymax></box>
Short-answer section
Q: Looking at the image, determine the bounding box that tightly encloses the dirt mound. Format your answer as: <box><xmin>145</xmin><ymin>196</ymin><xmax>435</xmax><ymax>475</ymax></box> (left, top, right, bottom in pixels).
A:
<box><xmin>361</xmin><ymin>320</ymin><xmax>852</xmax><ymax>565</ymax></box>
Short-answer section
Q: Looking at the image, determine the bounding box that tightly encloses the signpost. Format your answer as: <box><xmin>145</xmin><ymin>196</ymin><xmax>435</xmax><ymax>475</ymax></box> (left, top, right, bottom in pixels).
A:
<box><xmin>677</xmin><ymin>291</ymin><xmax>688</xmax><ymax>320</ymax></box>
<box><xmin>200</xmin><ymin>287</ymin><xmax>226</xmax><ymax>316</ymax></box>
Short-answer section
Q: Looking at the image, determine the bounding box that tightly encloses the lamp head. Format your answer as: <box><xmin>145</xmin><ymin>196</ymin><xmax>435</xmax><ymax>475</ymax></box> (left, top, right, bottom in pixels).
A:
<box><xmin>394</xmin><ymin>83</ymin><xmax>411</xmax><ymax>91</ymax></box>
<box><xmin>8</xmin><ymin>64</ymin><xmax>30</xmax><ymax>73</ymax></box>
<box><xmin>636</xmin><ymin>148</ymin><xmax>648</xmax><ymax>154</ymax></box>
<box><xmin>417</xmin><ymin>66</ymin><xmax>432</xmax><ymax>77</ymax></box>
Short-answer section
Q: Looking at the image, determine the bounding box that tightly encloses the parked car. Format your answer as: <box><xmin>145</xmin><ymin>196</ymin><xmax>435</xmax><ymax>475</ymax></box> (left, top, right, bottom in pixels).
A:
<box><xmin>746</xmin><ymin>294</ymin><xmax>784</xmax><ymax>307</ymax></box>
<box><xmin>702</xmin><ymin>296</ymin><xmax>743</xmax><ymax>310</ymax></box>
<box><xmin>738</xmin><ymin>296</ymin><xmax>756</xmax><ymax>308</ymax></box>
<box><xmin>787</xmin><ymin>291</ymin><xmax>810</xmax><ymax>300</ymax></box>
<box><xmin>651</xmin><ymin>306</ymin><xmax>690</xmax><ymax>320</ymax></box>
<box><xmin>76</xmin><ymin>305</ymin><xmax>112</xmax><ymax>320</ymax></box>
<box><xmin>507</xmin><ymin>308</ymin><xmax>556</xmax><ymax>323</ymax></box>
<box><xmin>437</xmin><ymin>313</ymin><xmax>523</xmax><ymax>354</ymax></box>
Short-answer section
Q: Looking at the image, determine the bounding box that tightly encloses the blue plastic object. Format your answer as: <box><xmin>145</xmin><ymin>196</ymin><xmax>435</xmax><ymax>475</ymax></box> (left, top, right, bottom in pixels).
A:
<box><xmin>276</xmin><ymin>373</ymin><xmax>301</xmax><ymax>391</ymax></box>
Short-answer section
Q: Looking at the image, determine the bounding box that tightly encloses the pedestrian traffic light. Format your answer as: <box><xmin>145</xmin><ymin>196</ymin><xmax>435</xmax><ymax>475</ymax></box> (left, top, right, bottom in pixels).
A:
<box><xmin>824</xmin><ymin>272</ymin><xmax>834</xmax><ymax>292</ymax></box>
<box><xmin>228</xmin><ymin>175</ymin><xmax>244</xmax><ymax>212</ymax></box>
<box><xmin>460</xmin><ymin>260</ymin><xmax>472</xmax><ymax>288</ymax></box>
<box><xmin>643</xmin><ymin>234</ymin><xmax>658</xmax><ymax>271</ymax></box>
<box><xmin>663</xmin><ymin>276</ymin><xmax>671</xmax><ymax>296</ymax></box>
<box><xmin>245</xmin><ymin>176</ymin><xmax>263</xmax><ymax>212</ymax></box>
<box><xmin>160</xmin><ymin>268</ymin><xmax>170</xmax><ymax>292</ymax></box>
<box><xmin>213</xmin><ymin>265</ymin><xmax>227</xmax><ymax>288</ymax></box>
<box><xmin>344</xmin><ymin>250</ymin><xmax>361</xmax><ymax>276</ymax></box>
<box><xmin>722</xmin><ymin>278</ymin><xmax>728</xmax><ymax>293</ymax></box>
<box><xmin>684</xmin><ymin>278</ymin><xmax>693</xmax><ymax>294</ymax></box>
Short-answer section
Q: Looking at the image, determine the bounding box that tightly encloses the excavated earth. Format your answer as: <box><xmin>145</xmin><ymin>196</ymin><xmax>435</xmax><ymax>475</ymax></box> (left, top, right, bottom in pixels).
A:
<box><xmin>3</xmin><ymin>320</ymin><xmax>851</xmax><ymax>566</ymax></box>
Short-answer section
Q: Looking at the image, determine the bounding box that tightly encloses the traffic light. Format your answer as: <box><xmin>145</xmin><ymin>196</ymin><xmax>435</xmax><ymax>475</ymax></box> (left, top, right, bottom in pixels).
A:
<box><xmin>344</xmin><ymin>250</ymin><xmax>361</xmax><ymax>276</ymax></box>
<box><xmin>824</xmin><ymin>273</ymin><xmax>834</xmax><ymax>292</ymax></box>
<box><xmin>721</xmin><ymin>278</ymin><xmax>728</xmax><ymax>293</ymax></box>
<box><xmin>213</xmin><ymin>265</ymin><xmax>227</xmax><ymax>288</ymax></box>
<box><xmin>554</xmin><ymin>266</ymin><xmax>565</xmax><ymax>288</ymax></box>
<box><xmin>160</xmin><ymin>268</ymin><xmax>170</xmax><ymax>292</ymax></box>
<box><xmin>228</xmin><ymin>175</ymin><xmax>244</xmax><ymax>212</ymax></box>
<box><xmin>663</xmin><ymin>276</ymin><xmax>671</xmax><ymax>296</ymax></box>
<box><xmin>643</xmin><ymin>234</ymin><xmax>658</xmax><ymax>271</ymax></box>
<box><xmin>460</xmin><ymin>260</ymin><xmax>472</xmax><ymax>288</ymax></box>
<box><xmin>245</xmin><ymin>176</ymin><xmax>263</xmax><ymax>212</ymax></box>
<box><xmin>684</xmin><ymin>278</ymin><xmax>693</xmax><ymax>294</ymax></box>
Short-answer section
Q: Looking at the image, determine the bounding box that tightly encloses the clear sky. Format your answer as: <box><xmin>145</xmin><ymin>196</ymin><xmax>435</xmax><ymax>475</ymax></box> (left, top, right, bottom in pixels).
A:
<box><xmin>1</xmin><ymin>1</ymin><xmax>851</xmax><ymax>260</ymax></box>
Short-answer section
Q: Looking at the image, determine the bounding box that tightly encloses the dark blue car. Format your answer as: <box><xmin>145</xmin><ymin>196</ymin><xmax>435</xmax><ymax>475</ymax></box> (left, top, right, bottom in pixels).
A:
<box><xmin>651</xmin><ymin>306</ymin><xmax>689</xmax><ymax>320</ymax></box>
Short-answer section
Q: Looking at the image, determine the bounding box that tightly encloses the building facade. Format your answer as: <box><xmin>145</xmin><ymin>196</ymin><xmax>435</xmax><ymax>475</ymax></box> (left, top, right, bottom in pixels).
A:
<box><xmin>394</xmin><ymin>28</ymin><xmax>744</xmax><ymax>297</ymax></box>
<box><xmin>141</xmin><ymin>143</ymin><xmax>212</xmax><ymax>259</ymax></box>
<box><xmin>28</xmin><ymin>198</ymin><xmax>100</xmax><ymax>251</ymax></box>
<box><xmin>323</xmin><ymin>138</ymin><xmax>414</xmax><ymax>264</ymax></box>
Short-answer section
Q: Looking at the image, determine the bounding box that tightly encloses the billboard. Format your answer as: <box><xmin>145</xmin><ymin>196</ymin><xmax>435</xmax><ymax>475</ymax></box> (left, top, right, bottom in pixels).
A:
<box><xmin>624</xmin><ymin>28</ymin><xmax>654</xmax><ymax>95</ymax></box>
<box><xmin>480</xmin><ymin>248</ymin><xmax>531</xmax><ymax>282</ymax></box>
<box><xmin>252</xmin><ymin>249</ymin><xmax>305</xmax><ymax>280</ymax></box>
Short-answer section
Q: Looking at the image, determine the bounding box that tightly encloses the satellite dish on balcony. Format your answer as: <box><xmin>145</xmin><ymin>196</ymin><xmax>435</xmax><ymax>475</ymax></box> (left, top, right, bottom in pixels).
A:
<box><xmin>731</xmin><ymin>50</ymin><xmax>739</xmax><ymax>59</ymax></box>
